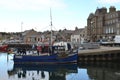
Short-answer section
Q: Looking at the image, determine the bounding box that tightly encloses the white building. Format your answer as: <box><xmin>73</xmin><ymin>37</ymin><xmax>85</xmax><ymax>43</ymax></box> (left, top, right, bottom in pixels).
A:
<box><xmin>71</xmin><ymin>28</ymin><xmax>86</xmax><ymax>46</ymax></box>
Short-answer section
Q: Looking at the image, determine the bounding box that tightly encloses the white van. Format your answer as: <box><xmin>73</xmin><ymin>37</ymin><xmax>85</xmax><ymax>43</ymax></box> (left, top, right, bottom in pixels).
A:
<box><xmin>114</xmin><ymin>35</ymin><xmax>120</xmax><ymax>43</ymax></box>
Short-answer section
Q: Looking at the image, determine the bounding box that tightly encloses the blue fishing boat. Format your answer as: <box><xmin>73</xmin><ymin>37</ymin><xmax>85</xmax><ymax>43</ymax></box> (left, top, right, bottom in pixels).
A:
<box><xmin>13</xmin><ymin>44</ymin><xmax>78</xmax><ymax>64</ymax></box>
<box><xmin>13</xmin><ymin>9</ymin><xmax>78</xmax><ymax>64</ymax></box>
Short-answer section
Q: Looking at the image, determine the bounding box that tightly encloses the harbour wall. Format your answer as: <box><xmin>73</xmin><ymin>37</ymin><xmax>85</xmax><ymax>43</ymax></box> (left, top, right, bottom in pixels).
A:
<box><xmin>78</xmin><ymin>46</ymin><xmax>120</xmax><ymax>62</ymax></box>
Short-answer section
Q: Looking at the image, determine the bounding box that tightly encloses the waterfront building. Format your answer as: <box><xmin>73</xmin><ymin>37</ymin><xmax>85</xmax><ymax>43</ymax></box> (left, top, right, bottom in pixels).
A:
<box><xmin>71</xmin><ymin>28</ymin><xmax>84</xmax><ymax>44</ymax></box>
<box><xmin>22</xmin><ymin>29</ymin><xmax>40</xmax><ymax>44</ymax></box>
<box><xmin>71</xmin><ymin>27</ymin><xmax>87</xmax><ymax>47</ymax></box>
<box><xmin>87</xmin><ymin>6</ymin><xmax>120</xmax><ymax>42</ymax></box>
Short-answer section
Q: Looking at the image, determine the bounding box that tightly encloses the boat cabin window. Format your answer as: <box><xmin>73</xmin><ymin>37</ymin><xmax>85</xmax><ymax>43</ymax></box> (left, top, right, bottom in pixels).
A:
<box><xmin>53</xmin><ymin>46</ymin><xmax>65</xmax><ymax>53</ymax></box>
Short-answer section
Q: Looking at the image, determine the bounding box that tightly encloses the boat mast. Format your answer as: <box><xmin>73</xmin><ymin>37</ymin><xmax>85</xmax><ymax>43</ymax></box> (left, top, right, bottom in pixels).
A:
<box><xmin>50</xmin><ymin>8</ymin><xmax>53</xmax><ymax>52</ymax></box>
<box><xmin>21</xmin><ymin>22</ymin><xmax>23</xmax><ymax>41</ymax></box>
<box><xmin>50</xmin><ymin>8</ymin><xmax>53</xmax><ymax>46</ymax></box>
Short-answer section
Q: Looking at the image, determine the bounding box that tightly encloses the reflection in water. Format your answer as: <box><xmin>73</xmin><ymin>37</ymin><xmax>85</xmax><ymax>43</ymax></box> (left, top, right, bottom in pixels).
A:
<box><xmin>78</xmin><ymin>62</ymin><xmax>120</xmax><ymax>80</ymax></box>
<box><xmin>8</xmin><ymin>63</ymin><xmax>78</xmax><ymax>80</ymax></box>
<box><xmin>1</xmin><ymin>53</ymin><xmax>120</xmax><ymax>80</ymax></box>
<box><xmin>1</xmin><ymin>53</ymin><xmax>79</xmax><ymax>80</ymax></box>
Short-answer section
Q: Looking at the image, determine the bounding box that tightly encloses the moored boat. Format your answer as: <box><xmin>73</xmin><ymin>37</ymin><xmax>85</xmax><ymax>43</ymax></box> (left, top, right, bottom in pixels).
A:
<box><xmin>0</xmin><ymin>43</ymin><xmax>8</xmax><ymax>52</ymax></box>
<box><xmin>13</xmin><ymin>43</ymin><xmax>78</xmax><ymax>64</ymax></box>
<box><xmin>13</xmin><ymin>9</ymin><xmax>78</xmax><ymax>64</ymax></box>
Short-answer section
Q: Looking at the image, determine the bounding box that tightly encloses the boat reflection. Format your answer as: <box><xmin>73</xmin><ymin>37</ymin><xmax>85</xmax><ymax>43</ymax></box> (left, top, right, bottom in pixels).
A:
<box><xmin>8</xmin><ymin>63</ymin><xmax>78</xmax><ymax>80</ymax></box>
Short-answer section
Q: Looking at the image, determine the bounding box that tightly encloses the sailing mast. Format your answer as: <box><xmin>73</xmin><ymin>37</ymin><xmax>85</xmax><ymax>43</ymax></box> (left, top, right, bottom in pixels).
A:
<box><xmin>50</xmin><ymin>8</ymin><xmax>53</xmax><ymax>52</ymax></box>
<box><xmin>50</xmin><ymin>8</ymin><xmax>53</xmax><ymax>46</ymax></box>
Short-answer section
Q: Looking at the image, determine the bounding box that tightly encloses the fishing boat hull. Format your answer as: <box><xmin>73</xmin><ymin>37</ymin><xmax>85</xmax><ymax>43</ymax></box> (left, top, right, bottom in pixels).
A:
<box><xmin>13</xmin><ymin>53</ymin><xmax>78</xmax><ymax>64</ymax></box>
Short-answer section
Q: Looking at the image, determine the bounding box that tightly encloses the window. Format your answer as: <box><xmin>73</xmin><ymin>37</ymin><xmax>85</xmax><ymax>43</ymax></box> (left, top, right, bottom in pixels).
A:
<box><xmin>117</xmin><ymin>29</ymin><xmax>119</xmax><ymax>35</ymax></box>
<box><xmin>106</xmin><ymin>27</ymin><xmax>109</xmax><ymax>33</ymax></box>
<box><xmin>111</xmin><ymin>20</ymin><xmax>112</xmax><ymax>24</ymax></box>
<box><xmin>111</xmin><ymin>15</ymin><xmax>112</xmax><ymax>18</ymax></box>
<box><xmin>113</xmin><ymin>19</ymin><xmax>115</xmax><ymax>23</ymax></box>
<box><xmin>111</xmin><ymin>27</ymin><xmax>113</xmax><ymax>33</ymax></box>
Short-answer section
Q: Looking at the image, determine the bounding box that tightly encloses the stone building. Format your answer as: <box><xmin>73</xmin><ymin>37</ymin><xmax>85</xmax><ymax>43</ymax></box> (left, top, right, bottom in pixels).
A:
<box><xmin>22</xmin><ymin>29</ymin><xmax>40</xmax><ymax>44</ymax></box>
<box><xmin>56</xmin><ymin>29</ymin><xmax>74</xmax><ymax>42</ymax></box>
<box><xmin>87</xmin><ymin>6</ymin><xmax>120</xmax><ymax>42</ymax></box>
<box><xmin>71</xmin><ymin>27</ymin><xmax>87</xmax><ymax>47</ymax></box>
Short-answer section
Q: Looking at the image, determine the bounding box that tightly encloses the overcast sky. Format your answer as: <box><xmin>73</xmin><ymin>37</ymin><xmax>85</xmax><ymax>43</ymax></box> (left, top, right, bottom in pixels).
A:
<box><xmin>0</xmin><ymin>0</ymin><xmax>120</xmax><ymax>32</ymax></box>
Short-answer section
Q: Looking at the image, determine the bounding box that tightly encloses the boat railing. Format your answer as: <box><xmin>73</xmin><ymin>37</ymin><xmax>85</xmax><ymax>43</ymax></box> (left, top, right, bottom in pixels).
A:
<box><xmin>14</xmin><ymin>45</ymin><xmax>77</xmax><ymax>56</ymax></box>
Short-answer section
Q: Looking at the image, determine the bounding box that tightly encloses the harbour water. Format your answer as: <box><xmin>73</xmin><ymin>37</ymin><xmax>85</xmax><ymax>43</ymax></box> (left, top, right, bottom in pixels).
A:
<box><xmin>0</xmin><ymin>53</ymin><xmax>120</xmax><ymax>80</ymax></box>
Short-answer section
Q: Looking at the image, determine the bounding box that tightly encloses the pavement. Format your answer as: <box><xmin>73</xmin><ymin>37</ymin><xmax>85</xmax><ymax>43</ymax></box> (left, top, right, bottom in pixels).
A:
<box><xmin>78</xmin><ymin>46</ymin><xmax>120</xmax><ymax>55</ymax></box>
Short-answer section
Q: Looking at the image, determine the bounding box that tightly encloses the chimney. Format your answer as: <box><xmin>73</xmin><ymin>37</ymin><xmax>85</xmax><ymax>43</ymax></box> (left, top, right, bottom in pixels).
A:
<box><xmin>109</xmin><ymin>6</ymin><xmax>116</xmax><ymax>13</ymax></box>
<box><xmin>101</xmin><ymin>7</ymin><xmax>107</xmax><ymax>14</ymax></box>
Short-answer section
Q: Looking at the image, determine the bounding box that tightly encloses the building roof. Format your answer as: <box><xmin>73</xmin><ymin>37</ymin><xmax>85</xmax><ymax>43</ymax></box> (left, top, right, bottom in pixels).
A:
<box><xmin>88</xmin><ymin>13</ymin><xmax>94</xmax><ymax>19</ymax></box>
<box><xmin>22</xmin><ymin>29</ymin><xmax>40</xmax><ymax>36</ymax></box>
<box><xmin>72</xmin><ymin>28</ymin><xmax>84</xmax><ymax>35</ymax></box>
